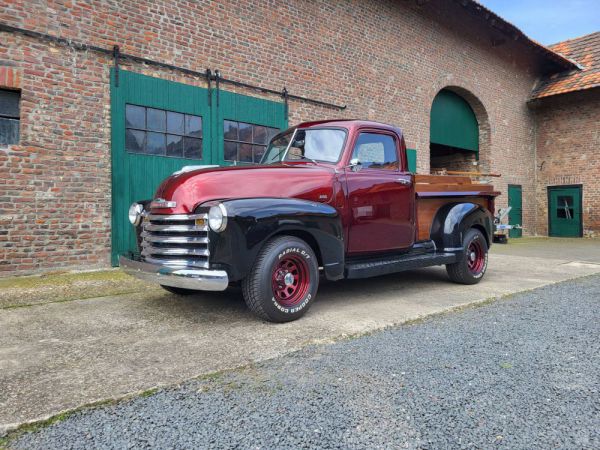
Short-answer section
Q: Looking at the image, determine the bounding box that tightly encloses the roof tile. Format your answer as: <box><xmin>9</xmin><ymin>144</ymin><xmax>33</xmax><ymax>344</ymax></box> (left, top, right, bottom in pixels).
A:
<box><xmin>531</xmin><ymin>31</ymin><xmax>600</xmax><ymax>99</ymax></box>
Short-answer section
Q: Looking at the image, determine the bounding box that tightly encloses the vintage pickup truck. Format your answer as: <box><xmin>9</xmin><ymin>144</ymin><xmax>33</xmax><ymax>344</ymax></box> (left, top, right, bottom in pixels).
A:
<box><xmin>120</xmin><ymin>120</ymin><xmax>499</xmax><ymax>322</ymax></box>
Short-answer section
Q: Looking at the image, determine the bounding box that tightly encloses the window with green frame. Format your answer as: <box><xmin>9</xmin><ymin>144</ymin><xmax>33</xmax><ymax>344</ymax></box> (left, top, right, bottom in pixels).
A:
<box><xmin>125</xmin><ymin>104</ymin><xmax>203</xmax><ymax>159</ymax></box>
<box><xmin>223</xmin><ymin>120</ymin><xmax>279</xmax><ymax>163</ymax></box>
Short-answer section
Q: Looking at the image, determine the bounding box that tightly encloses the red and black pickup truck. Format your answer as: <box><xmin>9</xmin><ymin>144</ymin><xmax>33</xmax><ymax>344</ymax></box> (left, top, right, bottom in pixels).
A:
<box><xmin>121</xmin><ymin>120</ymin><xmax>499</xmax><ymax>322</ymax></box>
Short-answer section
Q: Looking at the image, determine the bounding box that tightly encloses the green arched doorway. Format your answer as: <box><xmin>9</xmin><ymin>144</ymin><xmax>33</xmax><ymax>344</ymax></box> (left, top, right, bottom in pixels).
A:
<box><xmin>430</xmin><ymin>89</ymin><xmax>479</xmax><ymax>173</ymax></box>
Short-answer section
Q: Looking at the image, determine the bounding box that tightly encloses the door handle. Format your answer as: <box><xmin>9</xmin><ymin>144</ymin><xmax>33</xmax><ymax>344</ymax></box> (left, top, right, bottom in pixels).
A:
<box><xmin>395</xmin><ymin>178</ymin><xmax>412</xmax><ymax>185</ymax></box>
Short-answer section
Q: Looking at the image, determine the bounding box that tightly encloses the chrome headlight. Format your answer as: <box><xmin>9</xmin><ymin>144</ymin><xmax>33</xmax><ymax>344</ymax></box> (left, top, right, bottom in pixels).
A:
<box><xmin>128</xmin><ymin>202</ymin><xmax>144</xmax><ymax>226</ymax></box>
<box><xmin>208</xmin><ymin>203</ymin><xmax>227</xmax><ymax>232</ymax></box>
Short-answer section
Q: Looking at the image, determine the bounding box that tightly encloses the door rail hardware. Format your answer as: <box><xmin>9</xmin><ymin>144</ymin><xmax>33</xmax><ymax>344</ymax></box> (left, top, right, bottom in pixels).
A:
<box><xmin>0</xmin><ymin>22</ymin><xmax>347</xmax><ymax>111</ymax></box>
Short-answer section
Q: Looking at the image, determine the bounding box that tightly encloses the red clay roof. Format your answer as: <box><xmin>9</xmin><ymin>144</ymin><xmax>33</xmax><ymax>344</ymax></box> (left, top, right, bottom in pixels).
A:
<box><xmin>531</xmin><ymin>31</ymin><xmax>600</xmax><ymax>99</ymax></box>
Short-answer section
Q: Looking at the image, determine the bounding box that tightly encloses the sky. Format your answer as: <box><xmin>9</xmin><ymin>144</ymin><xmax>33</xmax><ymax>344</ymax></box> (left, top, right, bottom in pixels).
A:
<box><xmin>478</xmin><ymin>0</ymin><xmax>600</xmax><ymax>45</ymax></box>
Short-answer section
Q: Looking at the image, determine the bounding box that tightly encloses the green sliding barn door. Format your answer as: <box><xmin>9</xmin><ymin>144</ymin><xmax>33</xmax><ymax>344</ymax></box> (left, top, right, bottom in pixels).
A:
<box><xmin>548</xmin><ymin>186</ymin><xmax>582</xmax><ymax>237</ymax></box>
<box><xmin>508</xmin><ymin>185</ymin><xmax>522</xmax><ymax>238</ymax></box>
<box><xmin>111</xmin><ymin>70</ymin><xmax>287</xmax><ymax>265</ymax></box>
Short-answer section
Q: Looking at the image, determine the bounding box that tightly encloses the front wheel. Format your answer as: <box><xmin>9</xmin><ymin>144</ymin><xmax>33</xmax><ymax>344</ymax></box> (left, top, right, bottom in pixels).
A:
<box><xmin>446</xmin><ymin>228</ymin><xmax>488</xmax><ymax>284</ymax></box>
<box><xmin>242</xmin><ymin>236</ymin><xmax>319</xmax><ymax>322</ymax></box>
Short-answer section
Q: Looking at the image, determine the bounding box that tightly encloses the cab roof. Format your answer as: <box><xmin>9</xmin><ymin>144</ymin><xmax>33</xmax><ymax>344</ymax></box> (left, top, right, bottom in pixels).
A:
<box><xmin>296</xmin><ymin>119</ymin><xmax>403</xmax><ymax>137</ymax></box>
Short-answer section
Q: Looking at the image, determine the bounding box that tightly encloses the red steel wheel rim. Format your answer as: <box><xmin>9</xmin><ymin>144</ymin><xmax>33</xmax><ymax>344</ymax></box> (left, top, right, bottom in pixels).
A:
<box><xmin>271</xmin><ymin>254</ymin><xmax>310</xmax><ymax>307</ymax></box>
<box><xmin>467</xmin><ymin>239</ymin><xmax>486</xmax><ymax>275</ymax></box>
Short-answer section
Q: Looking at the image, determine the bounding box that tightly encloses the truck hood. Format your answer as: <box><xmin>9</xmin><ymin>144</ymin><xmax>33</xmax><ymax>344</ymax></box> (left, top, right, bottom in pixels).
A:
<box><xmin>151</xmin><ymin>164</ymin><xmax>337</xmax><ymax>214</ymax></box>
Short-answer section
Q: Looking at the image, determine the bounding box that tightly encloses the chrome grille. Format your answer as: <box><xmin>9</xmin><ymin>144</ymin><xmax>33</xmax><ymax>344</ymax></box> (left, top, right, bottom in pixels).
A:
<box><xmin>141</xmin><ymin>213</ymin><xmax>209</xmax><ymax>268</ymax></box>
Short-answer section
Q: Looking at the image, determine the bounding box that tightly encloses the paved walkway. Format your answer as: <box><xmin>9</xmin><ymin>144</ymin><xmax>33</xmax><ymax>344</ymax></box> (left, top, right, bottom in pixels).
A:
<box><xmin>1</xmin><ymin>238</ymin><xmax>599</xmax><ymax>434</ymax></box>
<box><xmin>10</xmin><ymin>275</ymin><xmax>600</xmax><ymax>449</ymax></box>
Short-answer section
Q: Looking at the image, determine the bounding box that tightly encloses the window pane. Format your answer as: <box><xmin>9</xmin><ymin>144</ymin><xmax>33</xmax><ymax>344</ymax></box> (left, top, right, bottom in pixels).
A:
<box><xmin>224</xmin><ymin>120</ymin><xmax>238</xmax><ymax>141</ymax></box>
<box><xmin>224</xmin><ymin>141</ymin><xmax>237</xmax><ymax>161</ymax></box>
<box><xmin>125</xmin><ymin>105</ymin><xmax>145</xmax><ymax>129</ymax></box>
<box><xmin>0</xmin><ymin>90</ymin><xmax>20</xmax><ymax>118</ymax></box>
<box><xmin>302</xmin><ymin>129</ymin><xmax>346</xmax><ymax>163</ymax></box>
<box><xmin>253</xmin><ymin>145</ymin><xmax>266</xmax><ymax>163</ymax></box>
<box><xmin>557</xmin><ymin>196</ymin><xmax>572</xmax><ymax>207</ymax></box>
<box><xmin>125</xmin><ymin>129</ymin><xmax>145</xmax><ymax>153</ymax></box>
<box><xmin>147</xmin><ymin>108</ymin><xmax>166</xmax><ymax>132</ymax></box>
<box><xmin>167</xmin><ymin>112</ymin><xmax>184</xmax><ymax>135</ymax></box>
<box><xmin>0</xmin><ymin>118</ymin><xmax>19</xmax><ymax>145</ymax></box>
<box><xmin>239</xmin><ymin>122</ymin><xmax>252</xmax><ymax>143</ymax></box>
<box><xmin>146</xmin><ymin>132</ymin><xmax>166</xmax><ymax>155</ymax></box>
<box><xmin>166</xmin><ymin>134</ymin><xmax>184</xmax><ymax>157</ymax></box>
<box><xmin>352</xmin><ymin>133</ymin><xmax>398</xmax><ymax>170</ymax></box>
<box><xmin>266</xmin><ymin>127</ymin><xmax>279</xmax><ymax>143</ymax></box>
<box><xmin>184</xmin><ymin>137</ymin><xmax>202</xmax><ymax>159</ymax></box>
<box><xmin>557</xmin><ymin>196</ymin><xmax>574</xmax><ymax>219</ymax></box>
<box><xmin>239</xmin><ymin>143</ymin><xmax>253</xmax><ymax>162</ymax></box>
<box><xmin>186</xmin><ymin>115</ymin><xmax>202</xmax><ymax>138</ymax></box>
<box><xmin>253</xmin><ymin>126</ymin><xmax>267</xmax><ymax>144</ymax></box>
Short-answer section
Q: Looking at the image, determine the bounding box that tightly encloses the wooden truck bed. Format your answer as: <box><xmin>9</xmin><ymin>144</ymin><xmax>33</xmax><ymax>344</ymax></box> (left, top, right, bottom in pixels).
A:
<box><xmin>414</xmin><ymin>174</ymin><xmax>500</xmax><ymax>241</ymax></box>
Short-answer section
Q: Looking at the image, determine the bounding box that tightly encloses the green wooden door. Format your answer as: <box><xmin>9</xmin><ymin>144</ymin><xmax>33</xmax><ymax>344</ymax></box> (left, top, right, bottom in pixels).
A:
<box><xmin>406</xmin><ymin>149</ymin><xmax>417</xmax><ymax>173</ymax></box>
<box><xmin>214</xmin><ymin>90</ymin><xmax>287</xmax><ymax>166</ymax></box>
<box><xmin>548</xmin><ymin>186</ymin><xmax>582</xmax><ymax>237</ymax></box>
<box><xmin>111</xmin><ymin>70</ymin><xmax>213</xmax><ymax>265</ymax></box>
<box><xmin>111</xmin><ymin>70</ymin><xmax>287</xmax><ymax>264</ymax></box>
<box><xmin>508</xmin><ymin>185</ymin><xmax>522</xmax><ymax>238</ymax></box>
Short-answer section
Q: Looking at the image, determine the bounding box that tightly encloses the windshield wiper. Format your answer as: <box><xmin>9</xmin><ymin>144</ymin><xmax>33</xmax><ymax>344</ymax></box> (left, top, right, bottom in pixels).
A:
<box><xmin>269</xmin><ymin>146</ymin><xmax>288</xmax><ymax>163</ymax></box>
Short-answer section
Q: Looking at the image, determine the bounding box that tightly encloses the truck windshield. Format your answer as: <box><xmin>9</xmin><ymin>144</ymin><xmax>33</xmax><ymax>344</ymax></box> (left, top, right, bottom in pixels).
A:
<box><xmin>261</xmin><ymin>128</ymin><xmax>346</xmax><ymax>164</ymax></box>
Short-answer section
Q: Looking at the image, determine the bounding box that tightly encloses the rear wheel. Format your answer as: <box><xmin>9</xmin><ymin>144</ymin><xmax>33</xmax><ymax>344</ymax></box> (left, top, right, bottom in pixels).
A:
<box><xmin>446</xmin><ymin>228</ymin><xmax>488</xmax><ymax>284</ymax></box>
<box><xmin>242</xmin><ymin>236</ymin><xmax>319</xmax><ymax>322</ymax></box>
<box><xmin>160</xmin><ymin>285</ymin><xmax>198</xmax><ymax>296</ymax></box>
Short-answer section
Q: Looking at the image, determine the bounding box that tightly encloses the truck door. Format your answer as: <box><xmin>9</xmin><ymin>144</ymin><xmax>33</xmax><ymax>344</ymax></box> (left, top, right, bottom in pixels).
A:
<box><xmin>344</xmin><ymin>131</ymin><xmax>415</xmax><ymax>254</ymax></box>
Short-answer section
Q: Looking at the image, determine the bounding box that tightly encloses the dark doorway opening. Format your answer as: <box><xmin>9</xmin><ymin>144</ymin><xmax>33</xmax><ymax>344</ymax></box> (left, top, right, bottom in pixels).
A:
<box><xmin>430</xmin><ymin>143</ymin><xmax>477</xmax><ymax>172</ymax></box>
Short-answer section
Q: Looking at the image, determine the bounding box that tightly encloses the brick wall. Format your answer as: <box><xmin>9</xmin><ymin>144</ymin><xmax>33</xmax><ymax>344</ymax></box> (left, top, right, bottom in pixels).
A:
<box><xmin>534</xmin><ymin>89</ymin><xmax>600</xmax><ymax>237</ymax></box>
<box><xmin>0</xmin><ymin>0</ymin><xmax>569</xmax><ymax>275</ymax></box>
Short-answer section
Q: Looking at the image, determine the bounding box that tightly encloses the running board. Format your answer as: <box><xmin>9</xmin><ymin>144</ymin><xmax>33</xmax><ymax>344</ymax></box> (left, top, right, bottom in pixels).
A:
<box><xmin>345</xmin><ymin>252</ymin><xmax>457</xmax><ymax>279</ymax></box>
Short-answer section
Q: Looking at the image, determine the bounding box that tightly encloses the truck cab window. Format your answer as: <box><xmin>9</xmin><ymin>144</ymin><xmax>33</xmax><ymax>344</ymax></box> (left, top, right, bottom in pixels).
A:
<box><xmin>261</xmin><ymin>128</ymin><xmax>346</xmax><ymax>164</ymax></box>
<box><xmin>352</xmin><ymin>133</ymin><xmax>398</xmax><ymax>170</ymax></box>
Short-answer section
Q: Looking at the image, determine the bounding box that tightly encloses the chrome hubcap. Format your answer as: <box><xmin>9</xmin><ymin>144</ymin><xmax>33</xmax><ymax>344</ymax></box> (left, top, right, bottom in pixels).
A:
<box><xmin>470</xmin><ymin>251</ymin><xmax>476</xmax><ymax>262</ymax></box>
<box><xmin>284</xmin><ymin>272</ymin><xmax>294</xmax><ymax>287</ymax></box>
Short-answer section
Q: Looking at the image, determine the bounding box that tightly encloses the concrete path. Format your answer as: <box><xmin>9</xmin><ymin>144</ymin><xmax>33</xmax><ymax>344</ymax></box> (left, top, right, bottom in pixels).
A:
<box><xmin>1</xmin><ymin>239</ymin><xmax>600</xmax><ymax>434</ymax></box>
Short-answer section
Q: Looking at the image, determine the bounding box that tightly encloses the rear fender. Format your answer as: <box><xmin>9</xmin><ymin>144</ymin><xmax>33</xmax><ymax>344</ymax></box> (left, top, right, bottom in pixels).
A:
<box><xmin>207</xmin><ymin>198</ymin><xmax>345</xmax><ymax>282</ymax></box>
<box><xmin>430</xmin><ymin>203</ymin><xmax>493</xmax><ymax>252</ymax></box>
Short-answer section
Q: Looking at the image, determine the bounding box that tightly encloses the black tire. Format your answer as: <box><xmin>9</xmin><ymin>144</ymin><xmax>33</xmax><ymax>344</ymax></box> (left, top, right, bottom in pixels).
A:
<box><xmin>446</xmin><ymin>228</ymin><xmax>489</xmax><ymax>285</ymax></box>
<box><xmin>242</xmin><ymin>236</ymin><xmax>319</xmax><ymax>322</ymax></box>
<box><xmin>160</xmin><ymin>285</ymin><xmax>198</xmax><ymax>296</ymax></box>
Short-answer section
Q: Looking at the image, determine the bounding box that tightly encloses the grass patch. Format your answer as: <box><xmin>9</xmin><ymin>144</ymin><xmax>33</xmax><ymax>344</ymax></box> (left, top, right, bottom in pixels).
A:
<box><xmin>0</xmin><ymin>289</ymin><xmax>145</xmax><ymax>310</ymax></box>
<box><xmin>198</xmin><ymin>370</ymin><xmax>227</xmax><ymax>382</ymax></box>
<box><xmin>0</xmin><ymin>268</ymin><xmax>151</xmax><ymax>309</ymax></box>
<box><xmin>0</xmin><ymin>269</ymin><xmax>131</xmax><ymax>290</ymax></box>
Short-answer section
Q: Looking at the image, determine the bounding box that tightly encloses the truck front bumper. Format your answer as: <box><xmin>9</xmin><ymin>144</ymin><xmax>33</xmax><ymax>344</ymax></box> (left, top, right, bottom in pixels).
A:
<box><xmin>119</xmin><ymin>255</ymin><xmax>229</xmax><ymax>291</ymax></box>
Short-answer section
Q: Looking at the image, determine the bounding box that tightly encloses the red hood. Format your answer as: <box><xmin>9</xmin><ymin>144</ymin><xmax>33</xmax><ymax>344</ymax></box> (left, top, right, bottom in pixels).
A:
<box><xmin>151</xmin><ymin>164</ymin><xmax>337</xmax><ymax>214</ymax></box>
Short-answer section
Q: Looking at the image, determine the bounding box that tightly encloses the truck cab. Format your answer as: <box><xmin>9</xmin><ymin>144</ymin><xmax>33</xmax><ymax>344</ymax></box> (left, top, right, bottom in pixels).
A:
<box><xmin>121</xmin><ymin>120</ymin><xmax>498</xmax><ymax>322</ymax></box>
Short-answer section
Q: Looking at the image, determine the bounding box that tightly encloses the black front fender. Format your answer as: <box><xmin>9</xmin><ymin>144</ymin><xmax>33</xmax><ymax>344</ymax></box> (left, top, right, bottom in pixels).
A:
<box><xmin>430</xmin><ymin>202</ymin><xmax>493</xmax><ymax>252</ymax></box>
<box><xmin>206</xmin><ymin>198</ymin><xmax>344</xmax><ymax>282</ymax></box>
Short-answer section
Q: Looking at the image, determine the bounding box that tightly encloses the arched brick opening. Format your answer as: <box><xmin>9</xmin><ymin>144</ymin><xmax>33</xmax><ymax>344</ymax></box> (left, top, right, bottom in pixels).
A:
<box><xmin>429</xmin><ymin>86</ymin><xmax>491</xmax><ymax>174</ymax></box>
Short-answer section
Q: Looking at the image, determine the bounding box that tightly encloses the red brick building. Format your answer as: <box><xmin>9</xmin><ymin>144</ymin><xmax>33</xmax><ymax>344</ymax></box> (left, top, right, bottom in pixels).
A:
<box><xmin>0</xmin><ymin>0</ymin><xmax>598</xmax><ymax>275</ymax></box>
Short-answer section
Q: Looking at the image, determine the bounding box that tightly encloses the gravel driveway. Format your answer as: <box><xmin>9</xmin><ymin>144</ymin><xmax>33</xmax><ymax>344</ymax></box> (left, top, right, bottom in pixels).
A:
<box><xmin>9</xmin><ymin>275</ymin><xmax>600</xmax><ymax>449</ymax></box>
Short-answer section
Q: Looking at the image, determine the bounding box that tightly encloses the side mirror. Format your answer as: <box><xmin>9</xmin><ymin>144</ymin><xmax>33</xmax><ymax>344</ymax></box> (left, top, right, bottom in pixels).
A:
<box><xmin>349</xmin><ymin>158</ymin><xmax>362</xmax><ymax>172</ymax></box>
